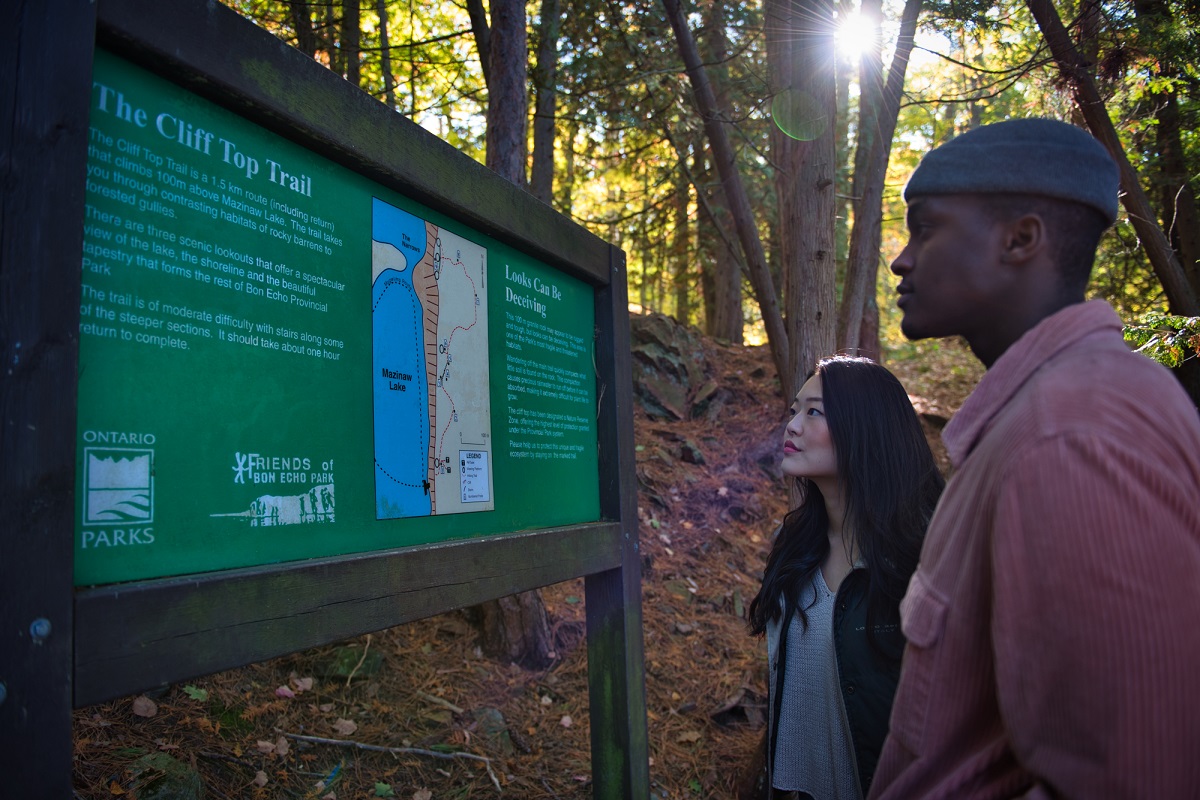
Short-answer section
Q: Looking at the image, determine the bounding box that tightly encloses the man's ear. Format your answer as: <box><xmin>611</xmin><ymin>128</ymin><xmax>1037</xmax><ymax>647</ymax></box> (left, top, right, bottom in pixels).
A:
<box><xmin>999</xmin><ymin>214</ymin><xmax>1046</xmax><ymax>265</ymax></box>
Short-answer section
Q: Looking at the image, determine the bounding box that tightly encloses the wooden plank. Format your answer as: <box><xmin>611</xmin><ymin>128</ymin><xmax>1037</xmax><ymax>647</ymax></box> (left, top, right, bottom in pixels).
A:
<box><xmin>94</xmin><ymin>0</ymin><xmax>611</xmax><ymax>286</ymax></box>
<box><xmin>75</xmin><ymin>522</ymin><xmax>622</xmax><ymax>707</ymax></box>
<box><xmin>0</xmin><ymin>0</ymin><xmax>95</xmax><ymax>792</ymax></box>
<box><xmin>587</xmin><ymin>246</ymin><xmax>650</xmax><ymax>798</ymax></box>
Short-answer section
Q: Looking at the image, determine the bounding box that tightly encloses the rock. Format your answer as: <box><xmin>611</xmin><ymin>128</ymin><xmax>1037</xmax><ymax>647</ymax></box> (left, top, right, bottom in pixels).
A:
<box><xmin>127</xmin><ymin>752</ymin><xmax>204</xmax><ymax>800</ymax></box>
<box><xmin>474</xmin><ymin>706</ymin><xmax>515</xmax><ymax>755</ymax></box>
<box><xmin>629</xmin><ymin>312</ymin><xmax>711</xmax><ymax>421</ymax></box>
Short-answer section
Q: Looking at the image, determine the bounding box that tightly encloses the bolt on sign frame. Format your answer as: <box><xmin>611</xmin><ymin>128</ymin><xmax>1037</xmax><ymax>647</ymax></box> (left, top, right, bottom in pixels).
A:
<box><xmin>0</xmin><ymin>0</ymin><xmax>647</xmax><ymax>795</ymax></box>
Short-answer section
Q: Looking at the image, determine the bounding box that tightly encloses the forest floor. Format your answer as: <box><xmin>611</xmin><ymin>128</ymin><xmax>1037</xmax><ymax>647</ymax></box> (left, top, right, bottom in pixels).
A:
<box><xmin>71</xmin><ymin>331</ymin><xmax>982</xmax><ymax>800</ymax></box>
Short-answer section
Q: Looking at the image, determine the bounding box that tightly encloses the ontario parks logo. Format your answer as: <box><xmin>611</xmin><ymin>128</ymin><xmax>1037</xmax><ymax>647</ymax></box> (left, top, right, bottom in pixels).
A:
<box><xmin>83</xmin><ymin>445</ymin><xmax>155</xmax><ymax>524</ymax></box>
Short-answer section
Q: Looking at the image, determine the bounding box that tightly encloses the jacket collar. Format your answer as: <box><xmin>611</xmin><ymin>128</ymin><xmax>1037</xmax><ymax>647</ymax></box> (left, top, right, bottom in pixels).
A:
<box><xmin>943</xmin><ymin>300</ymin><xmax>1123</xmax><ymax>466</ymax></box>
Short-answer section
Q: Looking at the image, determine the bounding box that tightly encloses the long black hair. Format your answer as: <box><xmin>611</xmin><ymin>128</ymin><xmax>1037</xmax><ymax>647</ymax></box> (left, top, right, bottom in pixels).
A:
<box><xmin>748</xmin><ymin>356</ymin><xmax>944</xmax><ymax>637</ymax></box>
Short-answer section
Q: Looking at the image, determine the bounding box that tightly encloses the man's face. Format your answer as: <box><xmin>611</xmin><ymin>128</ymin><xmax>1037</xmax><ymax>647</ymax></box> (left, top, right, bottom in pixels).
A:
<box><xmin>890</xmin><ymin>194</ymin><xmax>1010</xmax><ymax>344</ymax></box>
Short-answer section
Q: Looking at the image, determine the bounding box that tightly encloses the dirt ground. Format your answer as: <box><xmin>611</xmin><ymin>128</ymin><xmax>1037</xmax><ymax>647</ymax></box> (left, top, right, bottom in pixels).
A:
<box><xmin>71</xmin><ymin>333</ymin><xmax>981</xmax><ymax>800</ymax></box>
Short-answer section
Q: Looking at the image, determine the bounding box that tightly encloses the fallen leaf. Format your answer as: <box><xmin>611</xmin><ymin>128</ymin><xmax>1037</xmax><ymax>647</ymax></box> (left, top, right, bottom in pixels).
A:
<box><xmin>253</xmin><ymin>771</ymin><xmax>269</xmax><ymax>787</ymax></box>
<box><xmin>540</xmin><ymin>695</ymin><xmax>552</xmax><ymax>706</ymax></box>
<box><xmin>332</xmin><ymin>718</ymin><xmax>358</xmax><ymax>735</ymax></box>
<box><xmin>560</xmin><ymin>715</ymin><xmax>572</xmax><ymax>728</ymax></box>
<box><xmin>677</xmin><ymin>730</ymin><xmax>703</xmax><ymax>743</ymax></box>
<box><xmin>319</xmin><ymin>703</ymin><xmax>334</xmax><ymax>712</ymax></box>
<box><xmin>275</xmin><ymin>736</ymin><xmax>290</xmax><ymax>756</ymax></box>
<box><xmin>256</xmin><ymin>740</ymin><xmax>276</xmax><ymax>754</ymax></box>
<box><xmin>292</xmin><ymin>676</ymin><xmax>315</xmax><ymax>693</ymax></box>
<box><xmin>131</xmin><ymin>696</ymin><xmax>157</xmax><ymax>718</ymax></box>
<box><xmin>412</xmin><ymin>790</ymin><xmax>432</xmax><ymax>800</ymax></box>
<box><xmin>108</xmin><ymin>780</ymin><xmax>127</xmax><ymax>795</ymax></box>
<box><xmin>373</xmin><ymin>782</ymin><xmax>396</xmax><ymax>798</ymax></box>
<box><xmin>275</xmin><ymin>685</ymin><xmax>296</xmax><ymax>698</ymax></box>
<box><xmin>182</xmin><ymin>685</ymin><xmax>209</xmax><ymax>702</ymax></box>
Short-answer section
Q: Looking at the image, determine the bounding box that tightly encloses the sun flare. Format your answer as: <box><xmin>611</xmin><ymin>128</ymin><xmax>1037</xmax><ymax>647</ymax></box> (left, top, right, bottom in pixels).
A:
<box><xmin>835</xmin><ymin>11</ymin><xmax>878</xmax><ymax>57</ymax></box>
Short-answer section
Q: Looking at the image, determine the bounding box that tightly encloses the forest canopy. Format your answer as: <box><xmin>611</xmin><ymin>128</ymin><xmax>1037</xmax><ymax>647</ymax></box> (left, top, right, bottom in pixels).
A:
<box><xmin>225</xmin><ymin>0</ymin><xmax>1200</xmax><ymax>387</ymax></box>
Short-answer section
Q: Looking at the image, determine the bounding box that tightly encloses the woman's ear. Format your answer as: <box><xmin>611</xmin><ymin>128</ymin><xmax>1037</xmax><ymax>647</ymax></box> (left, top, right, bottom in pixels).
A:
<box><xmin>999</xmin><ymin>213</ymin><xmax>1046</xmax><ymax>265</ymax></box>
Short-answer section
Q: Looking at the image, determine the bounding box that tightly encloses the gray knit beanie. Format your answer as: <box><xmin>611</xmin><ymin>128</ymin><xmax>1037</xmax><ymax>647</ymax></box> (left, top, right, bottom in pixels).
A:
<box><xmin>904</xmin><ymin>118</ymin><xmax>1119</xmax><ymax>224</ymax></box>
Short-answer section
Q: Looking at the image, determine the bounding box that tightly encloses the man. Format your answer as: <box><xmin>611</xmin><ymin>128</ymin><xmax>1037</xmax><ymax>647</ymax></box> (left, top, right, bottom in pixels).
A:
<box><xmin>869</xmin><ymin>118</ymin><xmax>1200</xmax><ymax>799</ymax></box>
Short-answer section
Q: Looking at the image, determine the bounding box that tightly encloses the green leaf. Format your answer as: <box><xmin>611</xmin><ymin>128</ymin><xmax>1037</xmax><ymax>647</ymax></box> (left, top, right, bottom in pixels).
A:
<box><xmin>182</xmin><ymin>685</ymin><xmax>209</xmax><ymax>702</ymax></box>
<box><xmin>565</xmin><ymin>595</ymin><xmax>580</xmax><ymax>604</ymax></box>
<box><xmin>374</xmin><ymin>782</ymin><xmax>396</xmax><ymax>797</ymax></box>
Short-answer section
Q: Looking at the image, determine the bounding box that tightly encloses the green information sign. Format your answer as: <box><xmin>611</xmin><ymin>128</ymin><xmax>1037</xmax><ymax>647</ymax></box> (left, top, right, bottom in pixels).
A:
<box><xmin>76</xmin><ymin>50</ymin><xmax>600</xmax><ymax>586</ymax></box>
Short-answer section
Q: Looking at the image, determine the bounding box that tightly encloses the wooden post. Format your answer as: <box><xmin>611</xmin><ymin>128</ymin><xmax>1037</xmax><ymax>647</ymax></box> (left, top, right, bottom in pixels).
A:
<box><xmin>0</xmin><ymin>0</ymin><xmax>95</xmax><ymax>792</ymax></box>
<box><xmin>587</xmin><ymin>245</ymin><xmax>650</xmax><ymax>799</ymax></box>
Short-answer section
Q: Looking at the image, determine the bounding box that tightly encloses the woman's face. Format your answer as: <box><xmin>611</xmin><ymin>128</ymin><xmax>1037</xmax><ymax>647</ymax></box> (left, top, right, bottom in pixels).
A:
<box><xmin>781</xmin><ymin>373</ymin><xmax>837</xmax><ymax>481</ymax></box>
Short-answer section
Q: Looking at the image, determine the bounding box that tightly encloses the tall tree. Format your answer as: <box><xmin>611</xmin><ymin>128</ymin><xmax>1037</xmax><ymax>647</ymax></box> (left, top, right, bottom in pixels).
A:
<box><xmin>531</xmin><ymin>0</ymin><xmax>563</xmax><ymax>204</ymax></box>
<box><xmin>1027</xmin><ymin>0</ymin><xmax>1200</xmax><ymax>315</ymax></box>
<box><xmin>471</xmin><ymin>0</ymin><xmax>553</xmax><ymax>668</ymax></box>
<box><xmin>698</xmin><ymin>0</ymin><xmax>744</xmax><ymax>342</ymax></box>
<box><xmin>342</xmin><ymin>0</ymin><xmax>361</xmax><ymax>86</ymax></box>
<box><xmin>767</xmin><ymin>0</ymin><xmax>837</xmax><ymax>394</ymax></box>
<box><xmin>376</xmin><ymin>0</ymin><xmax>396</xmax><ymax>108</ymax></box>
<box><xmin>838</xmin><ymin>0</ymin><xmax>922</xmax><ymax>358</ymax></box>
<box><xmin>663</xmin><ymin>0</ymin><xmax>793</xmax><ymax>390</ymax></box>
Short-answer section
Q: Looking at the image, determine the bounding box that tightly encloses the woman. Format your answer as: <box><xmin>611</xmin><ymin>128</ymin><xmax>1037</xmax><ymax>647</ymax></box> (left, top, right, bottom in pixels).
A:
<box><xmin>748</xmin><ymin>356</ymin><xmax>944</xmax><ymax>799</ymax></box>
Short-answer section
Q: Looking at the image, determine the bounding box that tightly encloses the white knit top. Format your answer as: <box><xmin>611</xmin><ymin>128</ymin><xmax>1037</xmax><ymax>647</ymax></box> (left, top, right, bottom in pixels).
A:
<box><xmin>765</xmin><ymin>571</ymin><xmax>862</xmax><ymax>799</ymax></box>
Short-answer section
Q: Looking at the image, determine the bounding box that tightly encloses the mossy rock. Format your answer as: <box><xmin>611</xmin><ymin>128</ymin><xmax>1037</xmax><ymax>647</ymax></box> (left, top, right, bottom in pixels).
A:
<box><xmin>127</xmin><ymin>752</ymin><xmax>204</xmax><ymax>800</ymax></box>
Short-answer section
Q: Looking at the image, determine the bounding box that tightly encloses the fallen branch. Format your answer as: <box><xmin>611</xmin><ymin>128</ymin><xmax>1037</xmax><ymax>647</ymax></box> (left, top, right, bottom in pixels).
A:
<box><xmin>283</xmin><ymin>732</ymin><xmax>501</xmax><ymax>791</ymax></box>
<box><xmin>416</xmin><ymin>690</ymin><xmax>465</xmax><ymax>715</ymax></box>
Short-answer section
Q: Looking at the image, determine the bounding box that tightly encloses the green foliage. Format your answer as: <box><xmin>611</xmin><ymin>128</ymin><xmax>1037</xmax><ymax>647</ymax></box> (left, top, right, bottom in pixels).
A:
<box><xmin>181</xmin><ymin>684</ymin><xmax>209</xmax><ymax>702</ymax></box>
<box><xmin>1124</xmin><ymin>312</ymin><xmax>1200</xmax><ymax>368</ymax></box>
<box><xmin>223</xmin><ymin>0</ymin><xmax>1200</xmax><ymax>346</ymax></box>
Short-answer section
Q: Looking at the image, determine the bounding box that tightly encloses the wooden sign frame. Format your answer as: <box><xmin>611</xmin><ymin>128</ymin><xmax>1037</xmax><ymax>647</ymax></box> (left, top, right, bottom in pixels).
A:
<box><xmin>0</xmin><ymin>1</ymin><xmax>648</xmax><ymax>796</ymax></box>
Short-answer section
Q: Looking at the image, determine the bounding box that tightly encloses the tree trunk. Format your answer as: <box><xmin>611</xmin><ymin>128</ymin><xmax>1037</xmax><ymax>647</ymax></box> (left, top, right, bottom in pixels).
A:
<box><xmin>673</xmin><ymin>163</ymin><xmax>692</xmax><ymax>322</ymax></box>
<box><xmin>699</xmin><ymin>0</ymin><xmax>743</xmax><ymax>342</ymax></box>
<box><xmin>1130</xmin><ymin>0</ymin><xmax>1200</xmax><ymax>293</ymax></box>
<box><xmin>291</xmin><ymin>0</ymin><xmax>318</xmax><ymax>58</ymax></box>
<box><xmin>838</xmin><ymin>0</ymin><xmax>921</xmax><ymax>359</ymax></box>
<box><xmin>767</xmin><ymin>0</ymin><xmax>837</xmax><ymax>396</ymax></box>
<box><xmin>662</xmin><ymin>0</ymin><xmax>792</xmax><ymax>390</ymax></box>
<box><xmin>376</xmin><ymin>0</ymin><xmax>395</xmax><ymax>108</ymax></box>
<box><xmin>1027</xmin><ymin>0</ymin><xmax>1200</xmax><ymax>315</ymax></box>
<box><xmin>531</xmin><ymin>0</ymin><xmax>562</xmax><ymax>205</ymax></box>
<box><xmin>485</xmin><ymin>0</ymin><xmax>527</xmax><ymax>187</ymax></box>
<box><xmin>466</xmin><ymin>0</ymin><xmax>492</xmax><ymax>88</ymax></box>
<box><xmin>342</xmin><ymin>0</ymin><xmax>361</xmax><ymax>86</ymax></box>
<box><xmin>473</xmin><ymin>0</ymin><xmax>552</xmax><ymax>668</ymax></box>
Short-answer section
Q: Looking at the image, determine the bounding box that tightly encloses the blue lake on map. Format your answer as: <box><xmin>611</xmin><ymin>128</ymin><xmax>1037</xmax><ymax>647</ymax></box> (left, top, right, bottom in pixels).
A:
<box><xmin>372</xmin><ymin>198</ymin><xmax>433</xmax><ymax>518</ymax></box>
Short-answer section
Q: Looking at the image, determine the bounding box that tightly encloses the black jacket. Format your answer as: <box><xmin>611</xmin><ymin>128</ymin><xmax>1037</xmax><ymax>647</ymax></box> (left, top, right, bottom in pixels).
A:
<box><xmin>831</xmin><ymin>568</ymin><xmax>905</xmax><ymax>794</ymax></box>
<box><xmin>769</xmin><ymin>567</ymin><xmax>904</xmax><ymax>797</ymax></box>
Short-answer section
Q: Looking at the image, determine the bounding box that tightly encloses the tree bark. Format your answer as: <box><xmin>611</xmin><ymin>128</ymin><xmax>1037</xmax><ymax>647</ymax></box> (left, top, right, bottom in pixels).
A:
<box><xmin>530</xmin><ymin>0</ymin><xmax>562</xmax><ymax>205</ymax></box>
<box><xmin>485</xmin><ymin>0</ymin><xmax>527</xmax><ymax>187</ymax></box>
<box><xmin>699</xmin><ymin>0</ymin><xmax>743</xmax><ymax>343</ymax></box>
<box><xmin>767</xmin><ymin>0</ymin><xmax>837</xmax><ymax>396</ymax></box>
<box><xmin>838</xmin><ymin>0</ymin><xmax>921</xmax><ymax>359</ymax></box>
<box><xmin>662</xmin><ymin>0</ymin><xmax>792</xmax><ymax>390</ymax></box>
<box><xmin>1027</xmin><ymin>0</ymin><xmax>1200</xmax><ymax>315</ymax></box>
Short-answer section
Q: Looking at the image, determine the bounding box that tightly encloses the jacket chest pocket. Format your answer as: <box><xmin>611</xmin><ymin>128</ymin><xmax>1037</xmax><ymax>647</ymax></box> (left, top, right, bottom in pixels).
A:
<box><xmin>890</xmin><ymin>569</ymin><xmax>949</xmax><ymax>754</ymax></box>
